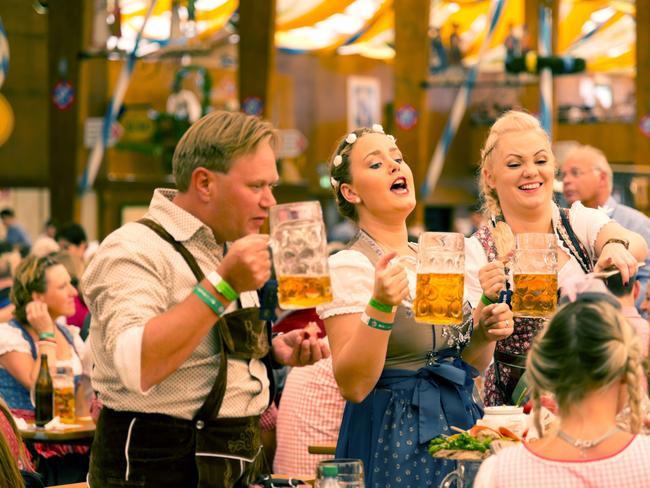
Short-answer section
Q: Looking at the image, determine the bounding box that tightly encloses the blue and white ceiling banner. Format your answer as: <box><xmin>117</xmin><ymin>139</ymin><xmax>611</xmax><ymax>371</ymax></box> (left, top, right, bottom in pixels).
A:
<box><xmin>79</xmin><ymin>0</ymin><xmax>157</xmax><ymax>194</ymax></box>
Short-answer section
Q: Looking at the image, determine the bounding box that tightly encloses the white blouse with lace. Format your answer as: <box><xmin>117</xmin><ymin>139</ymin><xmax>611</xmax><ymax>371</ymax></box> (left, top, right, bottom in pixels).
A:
<box><xmin>317</xmin><ymin>251</ymin><xmax>416</xmax><ymax>320</ymax></box>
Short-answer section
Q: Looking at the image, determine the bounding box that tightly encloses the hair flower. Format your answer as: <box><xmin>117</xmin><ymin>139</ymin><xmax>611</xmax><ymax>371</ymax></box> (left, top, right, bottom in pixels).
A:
<box><xmin>330</xmin><ymin>176</ymin><xmax>338</xmax><ymax>188</ymax></box>
<box><xmin>333</xmin><ymin>154</ymin><xmax>343</xmax><ymax>167</ymax></box>
<box><xmin>387</xmin><ymin>134</ymin><xmax>396</xmax><ymax>143</ymax></box>
<box><xmin>345</xmin><ymin>133</ymin><xmax>357</xmax><ymax>144</ymax></box>
<box><xmin>372</xmin><ymin>124</ymin><xmax>385</xmax><ymax>133</ymax></box>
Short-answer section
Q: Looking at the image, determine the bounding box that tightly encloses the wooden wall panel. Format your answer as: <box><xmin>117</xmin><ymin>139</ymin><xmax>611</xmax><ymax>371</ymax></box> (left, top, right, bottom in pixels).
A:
<box><xmin>636</xmin><ymin>0</ymin><xmax>650</xmax><ymax>165</ymax></box>
<box><xmin>0</xmin><ymin>0</ymin><xmax>49</xmax><ymax>185</ymax></box>
<box><xmin>238</xmin><ymin>0</ymin><xmax>275</xmax><ymax>117</ymax></box>
<box><xmin>48</xmin><ymin>0</ymin><xmax>84</xmax><ymax>224</ymax></box>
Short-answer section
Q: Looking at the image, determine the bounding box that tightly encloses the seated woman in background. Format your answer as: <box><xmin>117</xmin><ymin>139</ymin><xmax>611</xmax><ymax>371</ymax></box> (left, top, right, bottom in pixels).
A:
<box><xmin>52</xmin><ymin>250</ymin><xmax>89</xmax><ymax>331</ymax></box>
<box><xmin>475</xmin><ymin>291</ymin><xmax>650</xmax><ymax>487</ymax></box>
<box><xmin>0</xmin><ymin>255</ymin><xmax>90</xmax><ymax>485</ymax></box>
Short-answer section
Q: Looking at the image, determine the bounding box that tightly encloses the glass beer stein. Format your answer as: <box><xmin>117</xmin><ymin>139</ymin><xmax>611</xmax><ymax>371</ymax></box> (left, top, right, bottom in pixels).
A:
<box><xmin>413</xmin><ymin>232</ymin><xmax>465</xmax><ymax>325</ymax></box>
<box><xmin>511</xmin><ymin>233</ymin><xmax>558</xmax><ymax>318</ymax></box>
<box><xmin>53</xmin><ymin>361</ymin><xmax>75</xmax><ymax>424</ymax></box>
<box><xmin>270</xmin><ymin>201</ymin><xmax>333</xmax><ymax>310</ymax></box>
<box><xmin>315</xmin><ymin>459</ymin><xmax>365</xmax><ymax>488</ymax></box>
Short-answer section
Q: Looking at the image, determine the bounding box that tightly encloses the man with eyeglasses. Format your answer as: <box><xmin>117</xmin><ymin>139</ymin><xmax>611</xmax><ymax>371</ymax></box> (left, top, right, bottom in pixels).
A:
<box><xmin>561</xmin><ymin>144</ymin><xmax>650</xmax><ymax>317</ymax></box>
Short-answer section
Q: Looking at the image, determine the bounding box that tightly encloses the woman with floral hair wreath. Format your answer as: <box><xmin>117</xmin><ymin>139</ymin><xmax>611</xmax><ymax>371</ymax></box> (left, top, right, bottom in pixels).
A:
<box><xmin>465</xmin><ymin>110</ymin><xmax>647</xmax><ymax>406</ymax></box>
<box><xmin>317</xmin><ymin>124</ymin><xmax>514</xmax><ymax>486</ymax></box>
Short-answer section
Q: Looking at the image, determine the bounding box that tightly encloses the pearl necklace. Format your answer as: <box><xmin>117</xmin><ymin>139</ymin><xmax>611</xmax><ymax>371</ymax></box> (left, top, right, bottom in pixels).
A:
<box><xmin>556</xmin><ymin>425</ymin><xmax>621</xmax><ymax>458</ymax></box>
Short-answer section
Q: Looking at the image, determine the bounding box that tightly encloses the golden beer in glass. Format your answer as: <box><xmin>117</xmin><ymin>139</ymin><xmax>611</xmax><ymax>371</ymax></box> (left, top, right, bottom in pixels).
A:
<box><xmin>270</xmin><ymin>201</ymin><xmax>333</xmax><ymax>310</ymax></box>
<box><xmin>512</xmin><ymin>273</ymin><xmax>558</xmax><ymax>318</ymax></box>
<box><xmin>414</xmin><ymin>272</ymin><xmax>465</xmax><ymax>325</ymax></box>
<box><xmin>277</xmin><ymin>275</ymin><xmax>333</xmax><ymax>309</ymax></box>
<box><xmin>414</xmin><ymin>232</ymin><xmax>465</xmax><ymax>325</ymax></box>
<box><xmin>53</xmin><ymin>362</ymin><xmax>75</xmax><ymax>424</ymax></box>
<box><xmin>54</xmin><ymin>386</ymin><xmax>76</xmax><ymax>424</ymax></box>
<box><xmin>511</xmin><ymin>233</ymin><xmax>558</xmax><ymax>318</ymax></box>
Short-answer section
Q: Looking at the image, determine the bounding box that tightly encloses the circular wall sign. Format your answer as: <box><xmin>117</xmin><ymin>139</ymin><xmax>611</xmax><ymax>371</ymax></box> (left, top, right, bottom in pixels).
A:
<box><xmin>395</xmin><ymin>104</ymin><xmax>418</xmax><ymax>130</ymax></box>
<box><xmin>639</xmin><ymin>115</ymin><xmax>650</xmax><ymax>139</ymax></box>
<box><xmin>242</xmin><ymin>96</ymin><xmax>263</xmax><ymax>116</ymax></box>
<box><xmin>52</xmin><ymin>80</ymin><xmax>75</xmax><ymax>110</ymax></box>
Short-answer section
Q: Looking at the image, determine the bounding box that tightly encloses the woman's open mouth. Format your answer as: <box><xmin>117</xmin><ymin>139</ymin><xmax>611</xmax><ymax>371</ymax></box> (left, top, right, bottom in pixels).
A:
<box><xmin>518</xmin><ymin>182</ymin><xmax>542</xmax><ymax>192</ymax></box>
<box><xmin>390</xmin><ymin>177</ymin><xmax>409</xmax><ymax>194</ymax></box>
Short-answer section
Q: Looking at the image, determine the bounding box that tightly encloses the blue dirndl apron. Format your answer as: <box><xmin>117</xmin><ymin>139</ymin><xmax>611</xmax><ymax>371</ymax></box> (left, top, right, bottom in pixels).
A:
<box><xmin>335</xmin><ymin>350</ymin><xmax>482</xmax><ymax>487</ymax></box>
<box><xmin>0</xmin><ymin>319</ymin><xmax>79</xmax><ymax>410</ymax></box>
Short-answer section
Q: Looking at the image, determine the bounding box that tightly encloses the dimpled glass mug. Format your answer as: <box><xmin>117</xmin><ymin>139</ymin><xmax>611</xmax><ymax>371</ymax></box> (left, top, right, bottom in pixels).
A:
<box><xmin>511</xmin><ymin>233</ymin><xmax>558</xmax><ymax>318</ymax></box>
<box><xmin>413</xmin><ymin>232</ymin><xmax>465</xmax><ymax>325</ymax></box>
<box><xmin>270</xmin><ymin>201</ymin><xmax>333</xmax><ymax>310</ymax></box>
<box><xmin>315</xmin><ymin>459</ymin><xmax>364</xmax><ymax>488</ymax></box>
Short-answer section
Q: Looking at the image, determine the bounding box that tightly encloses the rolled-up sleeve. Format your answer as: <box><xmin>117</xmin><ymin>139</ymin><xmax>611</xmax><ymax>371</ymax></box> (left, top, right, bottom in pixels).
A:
<box><xmin>81</xmin><ymin>232</ymin><xmax>173</xmax><ymax>393</ymax></box>
<box><xmin>81</xmin><ymin>234</ymin><xmax>171</xmax><ymax>358</ymax></box>
<box><xmin>114</xmin><ymin>326</ymin><xmax>154</xmax><ymax>394</ymax></box>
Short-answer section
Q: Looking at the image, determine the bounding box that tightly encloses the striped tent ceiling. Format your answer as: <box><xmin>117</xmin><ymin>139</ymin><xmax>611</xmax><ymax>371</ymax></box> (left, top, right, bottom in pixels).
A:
<box><xmin>116</xmin><ymin>0</ymin><xmax>636</xmax><ymax>72</ymax></box>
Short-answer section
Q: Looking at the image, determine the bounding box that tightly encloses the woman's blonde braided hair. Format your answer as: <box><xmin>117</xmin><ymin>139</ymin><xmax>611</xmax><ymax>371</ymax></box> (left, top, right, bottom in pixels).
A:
<box><xmin>527</xmin><ymin>299</ymin><xmax>644</xmax><ymax>436</ymax></box>
<box><xmin>478</xmin><ymin>110</ymin><xmax>554</xmax><ymax>217</ymax></box>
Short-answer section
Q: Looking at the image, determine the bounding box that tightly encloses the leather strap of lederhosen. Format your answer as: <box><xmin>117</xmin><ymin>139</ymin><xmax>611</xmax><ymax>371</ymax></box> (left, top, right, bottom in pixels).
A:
<box><xmin>137</xmin><ymin>218</ymin><xmax>270</xmax><ymax>421</ymax></box>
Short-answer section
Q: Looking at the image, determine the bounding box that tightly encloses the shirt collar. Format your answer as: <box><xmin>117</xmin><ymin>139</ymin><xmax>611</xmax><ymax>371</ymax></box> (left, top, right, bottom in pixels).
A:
<box><xmin>598</xmin><ymin>196</ymin><xmax>618</xmax><ymax>217</ymax></box>
<box><xmin>146</xmin><ymin>188</ymin><xmax>213</xmax><ymax>244</ymax></box>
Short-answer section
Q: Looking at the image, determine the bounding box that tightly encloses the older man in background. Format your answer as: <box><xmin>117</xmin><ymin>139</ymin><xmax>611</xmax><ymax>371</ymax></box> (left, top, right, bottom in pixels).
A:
<box><xmin>561</xmin><ymin>144</ymin><xmax>650</xmax><ymax>316</ymax></box>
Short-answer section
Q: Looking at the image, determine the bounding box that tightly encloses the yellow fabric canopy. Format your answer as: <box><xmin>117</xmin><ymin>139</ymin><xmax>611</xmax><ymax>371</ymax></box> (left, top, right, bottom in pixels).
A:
<box><xmin>116</xmin><ymin>0</ymin><xmax>636</xmax><ymax>72</ymax></box>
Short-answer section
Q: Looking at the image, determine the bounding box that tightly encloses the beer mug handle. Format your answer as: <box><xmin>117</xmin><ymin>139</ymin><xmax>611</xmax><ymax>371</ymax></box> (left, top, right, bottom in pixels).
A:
<box><xmin>440</xmin><ymin>468</ymin><xmax>463</xmax><ymax>488</ymax></box>
<box><xmin>390</xmin><ymin>255</ymin><xmax>416</xmax><ymax>308</ymax></box>
<box><xmin>391</xmin><ymin>255</ymin><xmax>416</xmax><ymax>269</ymax></box>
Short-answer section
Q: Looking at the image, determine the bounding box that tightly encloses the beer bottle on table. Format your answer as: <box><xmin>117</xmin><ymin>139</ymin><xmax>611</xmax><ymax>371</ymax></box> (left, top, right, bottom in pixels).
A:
<box><xmin>35</xmin><ymin>353</ymin><xmax>54</xmax><ymax>427</ymax></box>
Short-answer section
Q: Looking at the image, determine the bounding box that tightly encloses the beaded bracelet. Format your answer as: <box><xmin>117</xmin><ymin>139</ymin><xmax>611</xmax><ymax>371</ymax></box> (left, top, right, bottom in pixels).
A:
<box><xmin>368</xmin><ymin>298</ymin><xmax>394</xmax><ymax>314</ymax></box>
<box><xmin>193</xmin><ymin>284</ymin><xmax>226</xmax><ymax>317</ymax></box>
<box><xmin>480</xmin><ymin>294</ymin><xmax>496</xmax><ymax>306</ymax></box>
<box><xmin>360</xmin><ymin>312</ymin><xmax>393</xmax><ymax>331</ymax></box>
<box><xmin>38</xmin><ymin>331</ymin><xmax>55</xmax><ymax>341</ymax></box>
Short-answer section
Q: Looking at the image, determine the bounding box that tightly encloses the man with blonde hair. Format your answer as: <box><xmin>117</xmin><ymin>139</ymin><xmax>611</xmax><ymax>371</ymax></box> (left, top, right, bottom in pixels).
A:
<box><xmin>561</xmin><ymin>144</ymin><xmax>650</xmax><ymax>315</ymax></box>
<box><xmin>82</xmin><ymin>110</ymin><xmax>328</xmax><ymax>487</ymax></box>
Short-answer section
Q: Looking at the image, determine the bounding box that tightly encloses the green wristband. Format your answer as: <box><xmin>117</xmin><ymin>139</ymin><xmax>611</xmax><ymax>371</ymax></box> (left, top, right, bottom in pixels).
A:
<box><xmin>38</xmin><ymin>331</ymin><xmax>55</xmax><ymax>341</ymax></box>
<box><xmin>480</xmin><ymin>294</ymin><xmax>496</xmax><ymax>306</ymax></box>
<box><xmin>194</xmin><ymin>284</ymin><xmax>226</xmax><ymax>317</ymax></box>
<box><xmin>369</xmin><ymin>298</ymin><xmax>394</xmax><ymax>313</ymax></box>
<box><xmin>215</xmin><ymin>278</ymin><xmax>239</xmax><ymax>302</ymax></box>
<box><xmin>361</xmin><ymin>312</ymin><xmax>393</xmax><ymax>331</ymax></box>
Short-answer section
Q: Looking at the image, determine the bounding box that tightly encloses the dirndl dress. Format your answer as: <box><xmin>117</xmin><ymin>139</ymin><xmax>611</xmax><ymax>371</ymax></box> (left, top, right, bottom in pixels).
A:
<box><xmin>330</xmin><ymin>232</ymin><xmax>483</xmax><ymax>487</ymax></box>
